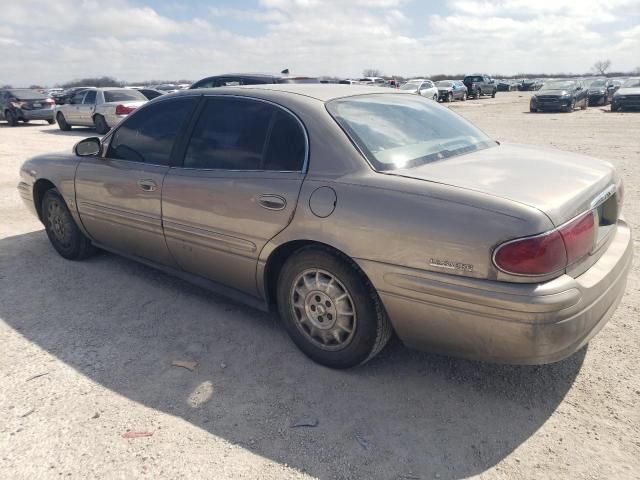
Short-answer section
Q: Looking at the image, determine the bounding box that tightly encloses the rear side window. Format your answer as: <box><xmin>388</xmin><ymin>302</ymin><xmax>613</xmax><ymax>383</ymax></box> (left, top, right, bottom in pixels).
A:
<box><xmin>184</xmin><ymin>98</ymin><xmax>305</xmax><ymax>171</ymax></box>
<box><xmin>107</xmin><ymin>98</ymin><xmax>196</xmax><ymax>165</ymax></box>
<box><xmin>83</xmin><ymin>91</ymin><xmax>96</xmax><ymax>104</ymax></box>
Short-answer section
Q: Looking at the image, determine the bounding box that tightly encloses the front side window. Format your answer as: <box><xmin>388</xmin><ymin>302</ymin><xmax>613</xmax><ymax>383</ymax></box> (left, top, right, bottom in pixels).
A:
<box><xmin>107</xmin><ymin>97</ymin><xmax>197</xmax><ymax>165</ymax></box>
<box><xmin>184</xmin><ymin>97</ymin><xmax>305</xmax><ymax>171</ymax></box>
<box><xmin>327</xmin><ymin>94</ymin><xmax>495</xmax><ymax>171</ymax></box>
<box><xmin>71</xmin><ymin>92</ymin><xmax>86</xmax><ymax>104</ymax></box>
<box><xmin>83</xmin><ymin>90</ymin><xmax>96</xmax><ymax>104</ymax></box>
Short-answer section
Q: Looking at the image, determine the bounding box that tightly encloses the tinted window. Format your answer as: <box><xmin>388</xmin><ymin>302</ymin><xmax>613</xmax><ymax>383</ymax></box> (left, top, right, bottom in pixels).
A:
<box><xmin>184</xmin><ymin>98</ymin><xmax>305</xmax><ymax>171</ymax></box>
<box><xmin>264</xmin><ymin>111</ymin><xmax>306</xmax><ymax>171</ymax></box>
<box><xmin>327</xmin><ymin>94</ymin><xmax>494</xmax><ymax>171</ymax></box>
<box><xmin>464</xmin><ymin>76</ymin><xmax>483</xmax><ymax>83</ymax></box>
<box><xmin>83</xmin><ymin>90</ymin><xmax>96</xmax><ymax>104</ymax></box>
<box><xmin>71</xmin><ymin>92</ymin><xmax>86</xmax><ymax>104</ymax></box>
<box><xmin>184</xmin><ymin>98</ymin><xmax>272</xmax><ymax>170</ymax></box>
<box><xmin>7</xmin><ymin>89</ymin><xmax>47</xmax><ymax>100</ymax></box>
<box><xmin>107</xmin><ymin>98</ymin><xmax>196</xmax><ymax>165</ymax></box>
<box><xmin>103</xmin><ymin>89</ymin><xmax>147</xmax><ymax>102</ymax></box>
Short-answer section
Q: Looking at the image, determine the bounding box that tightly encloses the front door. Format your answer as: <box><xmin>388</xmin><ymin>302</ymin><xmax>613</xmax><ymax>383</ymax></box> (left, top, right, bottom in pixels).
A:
<box><xmin>162</xmin><ymin>96</ymin><xmax>307</xmax><ymax>296</ymax></box>
<box><xmin>75</xmin><ymin>96</ymin><xmax>198</xmax><ymax>266</ymax></box>
<box><xmin>66</xmin><ymin>90</ymin><xmax>86</xmax><ymax>123</ymax></box>
<box><xmin>77</xmin><ymin>89</ymin><xmax>97</xmax><ymax>126</ymax></box>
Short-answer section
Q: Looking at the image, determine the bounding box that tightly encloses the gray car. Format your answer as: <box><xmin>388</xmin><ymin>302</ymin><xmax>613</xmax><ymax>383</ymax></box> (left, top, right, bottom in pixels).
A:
<box><xmin>18</xmin><ymin>85</ymin><xmax>632</xmax><ymax>369</ymax></box>
<box><xmin>0</xmin><ymin>88</ymin><xmax>56</xmax><ymax>125</ymax></box>
<box><xmin>55</xmin><ymin>87</ymin><xmax>147</xmax><ymax>134</ymax></box>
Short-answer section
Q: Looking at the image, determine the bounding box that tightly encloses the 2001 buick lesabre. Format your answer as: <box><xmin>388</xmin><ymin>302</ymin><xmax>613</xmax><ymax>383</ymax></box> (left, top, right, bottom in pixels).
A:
<box><xmin>18</xmin><ymin>85</ymin><xmax>632</xmax><ymax>368</ymax></box>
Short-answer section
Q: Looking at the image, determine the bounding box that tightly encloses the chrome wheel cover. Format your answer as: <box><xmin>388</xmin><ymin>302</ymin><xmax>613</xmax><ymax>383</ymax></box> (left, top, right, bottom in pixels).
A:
<box><xmin>46</xmin><ymin>200</ymin><xmax>73</xmax><ymax>248</ymax></box>
<box><xmin>290</xmin><ymin>269</ymin><xmax>357</xmax><ymax>351</ymax></box>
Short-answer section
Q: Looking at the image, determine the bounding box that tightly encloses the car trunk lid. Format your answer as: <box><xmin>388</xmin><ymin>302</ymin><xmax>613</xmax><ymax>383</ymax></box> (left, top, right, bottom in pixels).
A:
<box><xmin>390</xmin><ymin>142</ymin><xmax>618</xmax><ymax>227</ymax></box>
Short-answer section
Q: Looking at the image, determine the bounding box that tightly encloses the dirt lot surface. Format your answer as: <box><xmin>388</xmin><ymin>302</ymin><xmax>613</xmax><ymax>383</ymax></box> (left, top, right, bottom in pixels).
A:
<box><xmin>1</xmin><ymin>92</ymin><xmax>638</xmax><ymax>480</ymax></box>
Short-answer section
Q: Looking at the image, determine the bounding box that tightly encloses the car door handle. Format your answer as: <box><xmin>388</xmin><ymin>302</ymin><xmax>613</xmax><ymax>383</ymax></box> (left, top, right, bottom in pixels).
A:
<box><xmin>137</xmin><ymin>179</ymin><xmax>157</xmax><ymax>192</ymax></box>
<box><xmin>258</xmin><ymin>194</ymin><xmax>286</xmax><ymax>210</ymax></box>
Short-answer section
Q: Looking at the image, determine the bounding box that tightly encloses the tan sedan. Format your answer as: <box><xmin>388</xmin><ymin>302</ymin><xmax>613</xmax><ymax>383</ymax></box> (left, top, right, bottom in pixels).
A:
<box><xmin>18</xmin><ymin>85</ymin><xmax>632</xmax><ymax>368</ymax></box>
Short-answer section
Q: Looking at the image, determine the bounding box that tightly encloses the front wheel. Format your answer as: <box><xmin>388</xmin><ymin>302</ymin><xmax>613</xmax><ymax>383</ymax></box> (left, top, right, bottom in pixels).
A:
<box><xmin>475</xmin><ymin>89</ymin><xmax>481</xmax><ymax>99</ymax></box>
<box><xmin>432</xmin><ymin>94</ymin><xmax>438</xmax><ymax>102</ymax></box>
<box><xmin>461</xmin><ymin>92</ymin><xmax>467</xmax><ymax>101</ymax></box>
<box><xmin>277</xmin><ymin>247</ymin><xmax>392</xmax><ymax>368</ymax></box>
<box><xmin>446</xmin><ymin>92</ymin><xmax>453</xmax><ymax>103</ymax></box>
<box><xmin>93</xmin><ymin>115</ymin><xmax>110</xmax><ymax>135</ymax></box>
<box><xmin>56</xmin><ymin>112</ymin><xmax>71</xmax><ymax>131</ymax></box>
<box><xmin>42</xmin><ymin>189</ymin><xmax>96</xmax><ymax>260</ymax></box>
<box><xmin>491</xmin><ymin>89</ymin><xmax>496</xmax><ymax>98</ymax></box>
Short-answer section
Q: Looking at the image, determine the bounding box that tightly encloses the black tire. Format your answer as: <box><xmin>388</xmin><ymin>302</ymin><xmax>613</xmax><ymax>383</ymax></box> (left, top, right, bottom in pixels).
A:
<box><xmin>47</xmin><ymin>119</ymin><xmax>55</xmax><ymax>125</ymax></box>
<box><xmin>42</xmin><ymin>189</ymin><xmax>96</xmax><ymax>260</ymax></box>
<box><xmin>56</xmin><ymin>112</ymin><xmax>71</xmax><ymax>131</ymax></box>
<box><xmin>277</xmin><ymin>246</ymin><xmax>392</xmax><ymax>369</ymax></box>
<box><xmin>432</xmin><ymin>94</ymin><xmax>438</xmax><ymax>102</ymax></box>
<box><xmin>491</xmin><ymin>89</ymin><xmax>496</xmax><ymax>98</ymax></box>
<box><xmin>530</xmin><ymin>107</ymin><xmax>537</xmax><ymax>113</ymax></box>
<box><xmin>565</xmin><ymin>99</ymin><xmax>576</xmax><ymax>112</ymax></box>
<box><xmin>5</xmin><ymin>110</ymin><xmax>18</xmax><ymax>126</ymax></box>
<box><xmin>94</xmin><ymin>114</ymin><xmax>109</xmax><ymax>135</ymax></box>
<box><xmin>446</xmin><ymin>92</ymin><xmax>453</xmax><ymax>103</ymax></box>
<box><xmin>611</xmin><ymin>103</ymin><xmax>619</xmax><ymax>112</ymax></box>
<box><xmin>461</xmin><ymin>91</ymin><xmax>467</xmax><ymax>101</ymax></box>
<box><xmin>22</xmin><ymin>119</ymin><xmax>30</xmax><ymax>123</ymax></box>
<box><xmin>476</xmin><ymin>89</ymin><xmax>481</xmax><ymax>99</ymax></box>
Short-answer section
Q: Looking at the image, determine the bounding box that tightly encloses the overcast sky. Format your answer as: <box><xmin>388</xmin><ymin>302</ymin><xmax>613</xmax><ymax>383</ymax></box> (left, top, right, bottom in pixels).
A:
<box><xmin>1</xmin><ymin>0</ymin><xmax>639</xmax><ymax>86</ymax></box>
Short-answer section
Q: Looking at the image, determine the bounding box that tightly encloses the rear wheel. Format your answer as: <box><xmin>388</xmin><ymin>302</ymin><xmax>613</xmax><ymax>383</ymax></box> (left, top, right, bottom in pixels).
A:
<box><xmin>446</xmin><ymin>92</ymin><xmax>453</xmax><ymax>103</ymax></box>
<box><xmin>5</xmin><ymin>110</ymin><xmax>18</xmax><ymax>126</ymax></box>
<box><xmin>277</xmin><ymin>247</ymin><xmax>392</xmax><ymax>368</ymax></box>
<box><xmin>42</xmin><ymin>189</ymin><xmax>96</xmax><ymax>260</ymax></box>
<box><xmin>565</xmin><ymin>99</ymin><xmax>576</xmax><ymax>112</ymax></box>
<box><xmin>93</xmin><ymin>114</ymin><xmax>109</xmax><ymax>134</ymax></box>
<box><xmin>476</xmin><ymin>89</ymin><xmax>482</xmax><ymax>99</ymax></box>
<box><xmin>47</xmin><ymin>119</ymin><xmax>55</xmax><ymax>125</ymax></box>
<box><xmin>22</xmin><ymin>119</ymin><xmax>30</xmax><ymax>123</ymax></box>
<box><xmin>56</xmin><ymin>112</ymin><xmax>71</xmax><ymax>131</ymax></box>
<box><xmin>611</xmin><ymin>103</ymin><xmax>619</xmax><ymax>112</ymax></box>
<box><xmin>462</xmin><ymin>91</ymin><xmax>467</xmax><ymax>101</ymax></box>
<box><xmin>530</xmin><ymin>106</ymin><xmax>537</xmax><ymax>113</ymax></box>
<box><xmin>491</xmin><ymin>89</ymin><xmax>496</xmax><ymax>98</ymax></box>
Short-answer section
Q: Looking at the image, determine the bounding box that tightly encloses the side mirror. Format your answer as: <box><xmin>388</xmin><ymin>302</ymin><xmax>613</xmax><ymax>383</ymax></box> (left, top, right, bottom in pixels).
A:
<box><xmin>74</xmin><ymin>137</ymin><xmax>102</xmax><ymax>157</ymax></box>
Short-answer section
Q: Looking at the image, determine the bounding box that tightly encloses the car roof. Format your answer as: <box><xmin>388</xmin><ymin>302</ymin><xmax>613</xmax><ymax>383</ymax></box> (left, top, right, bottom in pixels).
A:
<box><xmin>173</xmin><ymin>83</ymin><xmax>397</xmax><ymax>102</ymax></box>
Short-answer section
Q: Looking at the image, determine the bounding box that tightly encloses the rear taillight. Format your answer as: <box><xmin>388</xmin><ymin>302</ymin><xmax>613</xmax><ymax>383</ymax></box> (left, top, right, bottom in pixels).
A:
<box><xmin>494</xmin><ymin>230</ymin><xmax>566</xmax><ymax>275</ymax></box>
<box><xmin>45</xmin><ymin>98</ymin><xmax>55</xmax><ymax>106</ymax></box>
<box><xmin>558</xmin><ymin>211</ymin><xmax>595</xmax><ymax>265</ymax></box>
<box><xmin>494</xmin><ymin>211</ymin><xmax>596</xmax><ymax>276</ymax></box>
<box><xmin>115</xmin><ymin>104</ymin><xmax>135</xmax><ymax>115</ymax></box>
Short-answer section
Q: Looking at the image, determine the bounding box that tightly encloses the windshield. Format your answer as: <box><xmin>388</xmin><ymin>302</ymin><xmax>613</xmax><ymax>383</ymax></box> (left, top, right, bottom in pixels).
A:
<box><xmin>590</xmin><ymin>80</ymin><xmax>606</xmax><ymax>87</ymax></box>
<box><xmin>541</xmin><ymin>81</ymin><xmax>576</xmax><ymax>91</ymax></box>
<box><xmin>400</xmin><ymin>81</ymin><xmax>421</xmax><ymax>90</ymax></box>
<box><xmin>103</xmin><ymin>89</ymin><xmax>147</xmax><ymax>102</ymax></box>
<box><xmin>6</xmin><ymin>89</ymin><xmax>47</xmax><ymax>100</ymax></box>
<box><xmin>279</xmin><ymin>77</ymin><xmax>319</xmax><ymax>84</ymax></box>
<box><xmin>464</xmin><ymin>76</ymin><xmax>482</xmax><ymax>83</ymax></box>
<box><xmin>327</xmin><ymin>94</ymin><xmax>495</xmax><ymax>171</ymax></box>
<box><xmin>622</xmin><ymin>78</ymin><xmax>640</xmax><ymax>88</ymax></box>
<box><xmin>436</xmin><ymin>81</ymin><xmax>453</xmax><ymax>87</ymax></box>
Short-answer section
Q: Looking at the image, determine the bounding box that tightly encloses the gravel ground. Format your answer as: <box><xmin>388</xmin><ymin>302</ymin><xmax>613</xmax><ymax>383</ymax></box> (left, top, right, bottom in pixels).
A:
<box><xmin>0</xmin><ymin>92</ymin><xmax>638</xmax><ymax>480</ymax></box>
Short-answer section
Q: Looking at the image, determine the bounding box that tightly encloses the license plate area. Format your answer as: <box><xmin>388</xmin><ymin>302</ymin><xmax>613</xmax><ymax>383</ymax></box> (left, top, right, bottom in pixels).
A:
<box><xmin>594</xmin><ymin>194</ymin><xmax>618</xmax><ymax>247</ymax></box>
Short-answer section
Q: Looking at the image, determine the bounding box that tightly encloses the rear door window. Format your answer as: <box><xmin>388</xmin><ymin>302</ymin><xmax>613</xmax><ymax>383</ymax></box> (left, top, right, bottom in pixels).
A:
<box><xmin>83</xmin><ymin>90</ymin><xmax>96</xmax><ymax>104</ymax></box>
<box><xmin>184</xmin><ymin>97</ymin><xmax>306</xmax><ymax>171</ymax></box>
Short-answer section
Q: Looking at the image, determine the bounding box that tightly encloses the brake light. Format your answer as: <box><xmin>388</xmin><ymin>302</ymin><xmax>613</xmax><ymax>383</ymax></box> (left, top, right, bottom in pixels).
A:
<box><xmin>45</xmin><ymin>98</ymin><xmax>55</xmax><ymax>105</ymax></box>
<box><xmin>115</xmin><ymin>104</ymin><xmax>135</xmax><ymax>115</ymax></box>
<box><xmin>494</xmin><ymin>211</ymin><xmax>595</xmax><ymax>276</ymax></box>
<box><xmin>558</xmin><ymin>211</ymin><xmax>595</xmax><ymax>265</ymax></box>
<box><xmin>494</xmin><ymin>230</ymin><xmax>566</xmax><ymax>275</ymax></box>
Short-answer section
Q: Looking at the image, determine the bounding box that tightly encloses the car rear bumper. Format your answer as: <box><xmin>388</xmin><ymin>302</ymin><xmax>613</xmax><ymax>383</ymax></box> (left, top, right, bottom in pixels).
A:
<box><xmin>357</xmin><ymin>220</ymin><xmax>632</xmax><ymax>364</ymax></box>
<box><xmin>18</xmin><ymin>108</ymin><xmax>55</xmax><ymax>121</ymax></box>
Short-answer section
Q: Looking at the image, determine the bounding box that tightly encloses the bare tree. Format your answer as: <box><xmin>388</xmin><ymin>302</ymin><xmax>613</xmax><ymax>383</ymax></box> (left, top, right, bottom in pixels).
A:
<box><xmin>362</xmin><ymin>68</ymin><xmax>382</xmax><ymax>78</ymax></box>
<box><xmin>592</xmin><ymin>59</ymin><xmax>612</xmax><ymax>76</ymax></box>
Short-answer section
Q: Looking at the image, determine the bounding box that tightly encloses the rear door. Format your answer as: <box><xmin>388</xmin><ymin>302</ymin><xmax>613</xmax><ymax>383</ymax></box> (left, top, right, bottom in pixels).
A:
<box><xmin>75</xmin><ymin>96</ymin><xmax>198</xmax><ymax>266</ymax></box>
<box><xmin>162</xmin><ymin>96</ymin><xmax>307</xmax><ymax>296</ymax></box>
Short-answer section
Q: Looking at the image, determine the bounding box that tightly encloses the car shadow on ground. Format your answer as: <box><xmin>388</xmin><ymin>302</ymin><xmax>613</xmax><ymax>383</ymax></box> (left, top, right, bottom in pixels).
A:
<box><xmin>0</xmin><ymin>122</ymin><xmax>49</xmax><ymax>128</ymax></box>
<box><xmin>41</xmin><ymin>127</ymin><xmax>97</xmax><ymax>137</ymax></box>
<box><xmin>0</xmin><ymin>231</ymin><xmax>585</xmax><ymax>480</ymax></box>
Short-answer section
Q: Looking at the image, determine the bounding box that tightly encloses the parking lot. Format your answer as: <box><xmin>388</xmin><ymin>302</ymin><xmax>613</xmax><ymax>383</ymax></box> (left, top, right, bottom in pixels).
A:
<box><xmin>1</xmin><ymin>91</ymin><xmax>638</xmax><ymax>479</ymax></box>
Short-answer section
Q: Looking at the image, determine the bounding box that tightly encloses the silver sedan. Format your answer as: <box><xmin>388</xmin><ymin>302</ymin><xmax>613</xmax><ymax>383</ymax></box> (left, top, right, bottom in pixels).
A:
<box><xmin>19</xmin><ymin>85</ymin><xmax>632</xmax><ymax>369</ymax></box>
<box><xmin>55</xmin><ymin>87</ymin><xmax>147</xmax><ymax>134</ymax></box>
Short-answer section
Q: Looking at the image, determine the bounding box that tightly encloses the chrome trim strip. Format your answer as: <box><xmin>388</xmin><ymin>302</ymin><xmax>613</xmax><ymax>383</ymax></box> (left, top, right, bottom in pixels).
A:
<box><xmin>163</xmin><ymin>220</ymin><xmax>257</xmax><ymax>253</ymax></box>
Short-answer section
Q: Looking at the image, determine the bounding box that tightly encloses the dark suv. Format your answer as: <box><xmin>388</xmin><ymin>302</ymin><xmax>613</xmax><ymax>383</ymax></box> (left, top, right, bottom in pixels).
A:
<box><xmin>463</xmin><ymin>74</ymin><xmax>497</xmax><ymax>99</ymax></box>
<box><xmin>190</xmin><ymin>74</ymin><xmax>319</xmax><ymax>89</ymax></box>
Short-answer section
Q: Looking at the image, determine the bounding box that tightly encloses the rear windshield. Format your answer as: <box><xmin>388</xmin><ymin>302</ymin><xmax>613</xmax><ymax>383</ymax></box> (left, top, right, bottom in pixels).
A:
<box><xmin>436</xmin><ymin>81</ymin><xmax>453</xmax><ymax>87</ymax></box>
<box><xmin>464</xmin><ymin>76</ymin><xmax>483</xmax><ymax>82</ymax></box>
<box><xmin>104</xmin><ymin>89</ymin><xmax>147</xmax><ymax>102</ymax></box>
<box><xmin>327</xmin><ymin>94</ymin><xmax>495</xmax><ymax>171</ymax></box>
<box><xmin>6</xmin><ymin>89</ymin><xmax>47</xmax><ymax>100</ymax></box>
